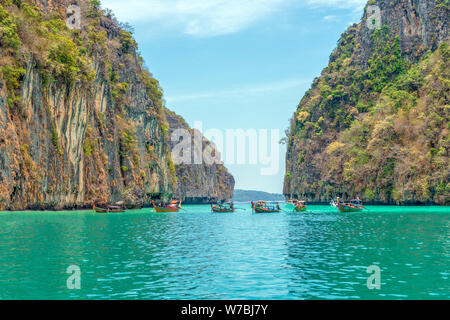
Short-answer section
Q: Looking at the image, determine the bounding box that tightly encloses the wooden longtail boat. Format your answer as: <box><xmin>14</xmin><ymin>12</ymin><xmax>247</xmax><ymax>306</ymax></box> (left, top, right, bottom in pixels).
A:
<box><xmin>152</xmin><ymin>200</ymin><xmax>181</xmax><ymax>213</ymax></box>
<box><xmin>286</xmin><ymin>199</ymin><xmax>307</xmax><ymax>212</ymax></box>
<box><xmin>293</xmin><ymin>201</ymin><xmax>307</xmax><ymax>212</ymax></box>
<box><xmin>211</xmin><ymin>202</ymin><xmax>235</xmax><ymax>213</ymax></box>
<box><xmin>252</xmin><ymin>201</ymin><xmax>281</xmax><ymax>213</ymax></box>
<box><xmin>93</xmin><ymin>205</ymin><xmax>108</xmax><ymax>213</ymax></box>
<box><xmin>93</xmin><ymin>203</ymin><xmax>125</xmax><ymax>213</ymax></box>
<box><xmin>337</xmin><ymin>198</ymin><xmax>364</xmax><ymax>213</ymax></box>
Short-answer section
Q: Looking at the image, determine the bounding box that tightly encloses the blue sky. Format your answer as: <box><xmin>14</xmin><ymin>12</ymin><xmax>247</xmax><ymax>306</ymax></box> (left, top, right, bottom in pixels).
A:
<box><xmin>101</xmin><ymin>0</ymin><xmax>367</xmax><ymax>194</ymax></box>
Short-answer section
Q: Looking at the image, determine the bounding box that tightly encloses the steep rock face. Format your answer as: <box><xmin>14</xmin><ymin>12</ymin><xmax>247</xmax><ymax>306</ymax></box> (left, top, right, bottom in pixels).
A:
<box><xmin>0</xmin><ymin>0</ymin><xmax>234</xmax><ymax>210</ymax></box>
<box><xmin>0</xmin><ymin>0</ymin><xmax>173</xmax><ymax>210</ymax></box>
<box><xmin>355</xmin><ymin>0</ymin><xmax>448</xmax><ymax>66</ymax></box>
<box><xmin>284</xmin><ymin>0</ymin><xmax>449</xmax><ymax>204</ymax></box>
<box><xmin>166</xmin><ymin>111</ymin><xmax>235</xmax><ymax>204</ymax></box>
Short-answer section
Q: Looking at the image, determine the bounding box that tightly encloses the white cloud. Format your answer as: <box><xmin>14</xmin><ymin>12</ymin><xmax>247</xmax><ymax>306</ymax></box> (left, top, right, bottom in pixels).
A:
<box><xmin>102</xmin><ymin>0</ymin><xmax>288</xmax><ymax>37</ymax></box>
<box><xmin>101</xmin><ymin>0</ymin><xmax>367</xmax><ymax>37</ymax></box>
<box><xmin>305</xmin><ymin>0</ymin><xmax>366</xmax><ymax>24</ymax></box>
<box><xmin>306</xmin><ymin>0</ymin><xmax>367</xmax><ymax>10</ymax></box>
<box><xmin>166</xmin><ymin>78</ymin><xmax>309</xmax><ymax>103</ymax></box>
<box><xmin>323</xmin><ymin>15</ymin><xmax>339</xmax><ymax>21</ymax></box>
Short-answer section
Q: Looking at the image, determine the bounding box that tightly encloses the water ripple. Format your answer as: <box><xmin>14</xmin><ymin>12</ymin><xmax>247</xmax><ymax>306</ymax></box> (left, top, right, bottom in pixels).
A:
<box><xmin>0</xmin><ymin>205</ymin><xmax>449</xmax><ymax>299</ymax></box>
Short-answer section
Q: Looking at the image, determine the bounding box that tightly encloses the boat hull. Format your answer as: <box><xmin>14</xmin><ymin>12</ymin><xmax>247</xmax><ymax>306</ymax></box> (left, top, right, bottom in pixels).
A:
<box><xmin>93</xmin><ymin>205</ymin><xmax>125</xmax><ymax>213</ymax></box>
<box><xmin>152</xmin><ymin>200</ymin><xmax>181</xmax><ymax>213</ymax></box>
<box><xmin>286</xmin><ymin>200</ymin><xmax>307</xmax><ymax>212</ymax></box>
<box><xmin>253</xmin><ymin>208</ymin><xmax>281</xmax><ymax>213</ymax></box>
<box><xmin>338</xmin><ymin>204</ymin><xmax>363</xmax><ymax>213</ymax></box>
<box><xmin>211</xmin><ymin>202</ymin><xmax>235</xmax><ymax>213</ymax></box>
<box><xmin>154</xmin><ymin>207</ymin><xmax>180</xmax><ymax>213</ymax></box>
<box><xmin>212</xmin><ymin>208</ymin><xmax>235</xmax><ymax>213</ymax></box>
<box><xmin>294</xmin><ymin>206</ymin><xmax>307</xmax><ymax>212</ymax></box>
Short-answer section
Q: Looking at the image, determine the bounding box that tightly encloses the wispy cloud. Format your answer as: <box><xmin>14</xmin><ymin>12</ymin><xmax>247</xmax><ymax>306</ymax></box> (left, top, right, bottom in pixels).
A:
<box><xmin>306</xmin><ymin>0</ymin><xmax>367</xmax><ymax>11</ymax></box>
<box><xmin>102</xmin><ymin>0</ymin><xmax>288</xmax><ymax>37</ymax></box>
<box><xmin>305</xmin><ymin>0</ymin><xmax>367</xmax><ymax>24</ymax></box>
<box><xmin>102</xmin><ymin>0</ymin><xmax>367</xmax><ymax>37</ymax></box>
<box><xmin>323</xmin><ymin>15</ymin><xmax>339</xmax><ymax>22</ymax></box>
<box><xmin>166</xmin><ymin>78</ymin><xmax>309</xmax><ymax>103</ymax></box>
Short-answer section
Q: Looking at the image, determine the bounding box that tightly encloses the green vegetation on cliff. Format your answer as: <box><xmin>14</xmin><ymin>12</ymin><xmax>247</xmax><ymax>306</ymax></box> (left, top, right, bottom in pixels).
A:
<box><xmin>327</xmin><ymin>45</ymin><xmax>449</xmax><ymax>204</ymax></box>
<box><xmin>0</xmin><ymin>0</ymin><xmax>234</xmax><ymax>210</ymax></box>
<box><xmin>285</xmin><ymin>0</ymin><xmax>449</xmax><ymax>205</ymax></box>
<box><xmin>0</xmin><ymin>0</ymin><xmax>174</xmax><ymax>209</ymax></box>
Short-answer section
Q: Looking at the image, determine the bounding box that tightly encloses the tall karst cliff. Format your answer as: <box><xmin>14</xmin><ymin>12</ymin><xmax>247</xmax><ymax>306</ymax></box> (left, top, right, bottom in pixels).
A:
<box><xmin>0</xmin><ymin>0</ymin><xmax>234</xmax><ymax>210</ymax></box>
<box><xmin>284</xmin><ymin>0</ymin><xmax>449</xmax><ymax>205</ymax></box>
<box><xmin>166</xmin><ymin>110</ymin><xmax>235</xmax><ymax>204</ymax></box>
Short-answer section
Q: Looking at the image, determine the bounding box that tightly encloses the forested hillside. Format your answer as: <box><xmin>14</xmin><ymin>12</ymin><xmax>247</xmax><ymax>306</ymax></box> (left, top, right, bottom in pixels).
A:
<box><xmin>284</xmin><ymin>0</ymin><xmax>449</xmax><ymax>205</ymax></box>
<box><xmin>0</xmin><ymin>0</ymin><xmax>234</xmax><ymax>210</ymax></box>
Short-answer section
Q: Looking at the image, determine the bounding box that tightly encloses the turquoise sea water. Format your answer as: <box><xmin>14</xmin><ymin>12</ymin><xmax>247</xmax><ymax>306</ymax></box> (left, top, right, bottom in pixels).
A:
<box><xmin>0</xmin><ymin>205</ymin><xmax>449</xmax><ymax>300</ymax></box>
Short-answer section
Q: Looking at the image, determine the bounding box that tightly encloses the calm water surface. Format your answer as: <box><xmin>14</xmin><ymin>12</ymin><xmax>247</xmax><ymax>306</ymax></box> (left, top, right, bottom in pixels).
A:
<box><xmin>0</xmin><ymin>205</ymin><xmax>449</xmax><ymax>300</ymax></box>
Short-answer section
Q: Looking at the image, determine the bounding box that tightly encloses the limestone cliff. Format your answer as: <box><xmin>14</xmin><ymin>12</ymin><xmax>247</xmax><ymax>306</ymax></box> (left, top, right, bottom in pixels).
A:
<box><xmin>166</xmin><ymin>110</ymin><xmax>235</xmax><ymax>204</ymax></box>
<box><xmin>0</xmin><ymin>0</ymin><xmax>234</xmax><ymax>210</ymax></box>
<box><xmin>284</xmin><ymin>0</ymin><xmax>449</xmax><ymax>204</ymax></box>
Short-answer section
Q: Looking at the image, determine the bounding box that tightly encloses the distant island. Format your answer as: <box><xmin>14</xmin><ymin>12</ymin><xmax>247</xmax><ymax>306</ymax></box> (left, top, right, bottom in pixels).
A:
<box><xmin>232</xmin><ymin>190</ymin><xmax>285</xmax><ymax>203</ymax></box>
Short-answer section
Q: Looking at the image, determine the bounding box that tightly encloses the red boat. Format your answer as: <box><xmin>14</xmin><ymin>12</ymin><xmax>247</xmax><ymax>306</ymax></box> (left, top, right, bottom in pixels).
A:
<box><xmin>152</xmin><ymin>200</ymin><xmax>181</xmax><ymax>213</ymax></box>
<box><xmin>337</xmin><ymin>198</ymin><xmax>364</xmax><ymax>213</ymax></box>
